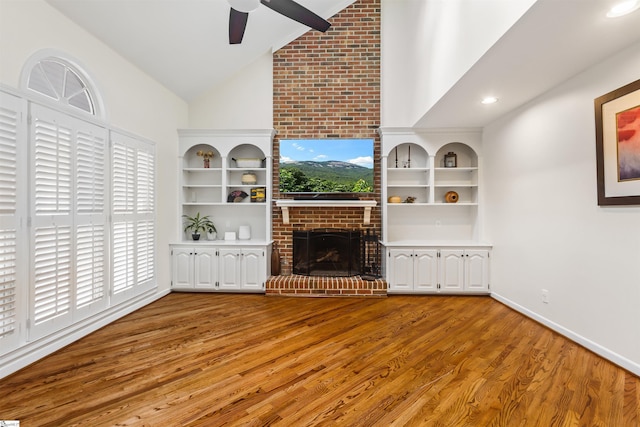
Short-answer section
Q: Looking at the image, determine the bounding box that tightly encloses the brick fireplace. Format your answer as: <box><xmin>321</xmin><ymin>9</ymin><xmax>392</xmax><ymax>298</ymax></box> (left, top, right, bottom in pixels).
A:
<box><xmin>267</xmin><ymin>0</ymin><xmax>383</xmax><ymax>296</ymax></box>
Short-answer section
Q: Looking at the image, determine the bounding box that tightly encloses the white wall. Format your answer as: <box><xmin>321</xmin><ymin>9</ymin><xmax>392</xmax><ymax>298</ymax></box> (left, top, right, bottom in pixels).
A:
<box><xmin>0</xmin><ymin>0</ymin><xmax>188</xmax><ymax>293</ymax></box>
<box><xmin>188</xmin><ymin>52</ymin><xmax>273</xmax><ymax>129</ymax></box>
<box><xmin>380</xmin><ymin>0</ymin><xmax>536</xmax><ymax>127</ymax></box>
<box><xmin>484</xmin><ymin>42</ymin><xmax>640</xmax><ymax>374</ymax></box>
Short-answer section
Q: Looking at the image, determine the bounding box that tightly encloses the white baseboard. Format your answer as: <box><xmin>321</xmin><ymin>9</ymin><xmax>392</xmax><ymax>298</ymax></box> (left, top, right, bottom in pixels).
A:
<box><xmin>0</xmin><ymin>289</ymin><xmax>170</xmax><ymax>379</ymax></box>
<box><xmin>491</xmin><ymin>292</ymin><xmax>640</xmax><ymax>377</ymax></box>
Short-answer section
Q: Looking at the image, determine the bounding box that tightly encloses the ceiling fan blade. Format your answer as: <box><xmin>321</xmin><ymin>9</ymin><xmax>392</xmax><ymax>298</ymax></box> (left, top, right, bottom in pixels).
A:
<box><xmin>260</xmin><ymin>0</ymin><xmax>331</xmax><ymax>33</ymax></box>
<box><xmin>229</xmin><ymin>8</ymin><xmax>249</xmax><ymax>44</ymax></box>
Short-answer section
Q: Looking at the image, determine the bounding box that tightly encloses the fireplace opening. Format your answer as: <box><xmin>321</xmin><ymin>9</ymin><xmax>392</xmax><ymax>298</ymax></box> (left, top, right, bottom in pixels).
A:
<box><xmin>293</xmin><ymin>229</ymin><xmax>361</xmax><ymax>276</ymax></box>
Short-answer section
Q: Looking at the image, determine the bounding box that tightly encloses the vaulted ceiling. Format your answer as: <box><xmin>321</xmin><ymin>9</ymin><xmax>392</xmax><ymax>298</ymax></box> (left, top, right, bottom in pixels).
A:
<box><xmin>45</xmin><ymin>0</ymin><xmax>640</xmax><ymax>128</ymax></box>
<box><xmin>46</xmin><ymin>0</ymin><xmax>354</xmax><ymax>101</ymax></box>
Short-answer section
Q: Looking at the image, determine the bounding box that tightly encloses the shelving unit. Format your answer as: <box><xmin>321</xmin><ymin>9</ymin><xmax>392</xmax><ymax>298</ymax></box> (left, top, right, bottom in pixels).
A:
<box><xmin>378</xmin><ymin>128</ymin><xmax>491</xmax><ymax>294</ymax></box>
<box><xmin>177</xmin><ymin>130</ymin><xmax>274</xmax><ymax>242</ymax></box>
<box><xmin>171</xmin><ymin>129</ymin><xmax>276</xmax><ymax>293</ymax></box>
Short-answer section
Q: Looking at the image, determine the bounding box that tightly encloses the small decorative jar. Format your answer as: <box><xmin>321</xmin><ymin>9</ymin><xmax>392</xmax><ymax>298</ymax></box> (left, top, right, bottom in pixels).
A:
<box><xmin>444</xmin><ymin>151</ymin><xmax>457</xmax><ymax>168</ymax></box>
<box><xmin>242</xmin><ymin>172</ymin><xmax>257</xmax><ymax>185</ymax></box>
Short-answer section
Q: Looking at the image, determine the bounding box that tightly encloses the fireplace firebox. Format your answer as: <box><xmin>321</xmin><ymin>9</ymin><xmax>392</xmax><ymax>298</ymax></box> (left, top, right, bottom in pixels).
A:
<box><xmin>293</xmin><ymin>229</ymin><xmax>361</xmax><ymax>276</ymax></box>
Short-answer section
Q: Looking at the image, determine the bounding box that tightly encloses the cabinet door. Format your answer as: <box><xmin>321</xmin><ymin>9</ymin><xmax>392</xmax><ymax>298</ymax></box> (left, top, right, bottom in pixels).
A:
<box><xmin>414</xmin><ymin>249</ymin><xmax>438</xmax><ymax>292</ymax></box>
<box><xmin>219</xmin><ymin>249</ymin><xmax>241</xmax><ymax>289</ymax></box>
<box><xmin>387</xmin><ymin>249</ymin><xmax>413</xmax><ymax>291</ymax></box>
<box><xmin>465</xmin><ymin>250</ymin><xmax>489</xmax><ymax>291</ymax></box>
<box><xmin>241</xmin><ymin>249</ymin><xmax>265</xmax><ymax>290</ymax></box>
<box><xmin>172</xmin><ymin>247</ymin><xmax>193</xmax><ymax>289</ymax></box>
<box><xmin>193</xmin><ymin>248</ymin><xmax>218</xmax><ymax>289</ymax></box>
<box><xmin>439</xmin><ymin>250</ymin><xmax>464</xmax><ymax>291</ymax></box>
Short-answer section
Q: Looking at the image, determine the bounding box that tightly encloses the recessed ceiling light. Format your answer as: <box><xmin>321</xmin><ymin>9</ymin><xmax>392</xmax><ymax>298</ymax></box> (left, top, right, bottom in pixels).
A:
<box><xmin>607</xmin><ymin>0</ymin><xmax>640</xmax><ymax>17</ymax></box>
<box><xmin>481</xmin><ymin>96</ymin><xmax>498</xmax><ymax>105</ymax></box>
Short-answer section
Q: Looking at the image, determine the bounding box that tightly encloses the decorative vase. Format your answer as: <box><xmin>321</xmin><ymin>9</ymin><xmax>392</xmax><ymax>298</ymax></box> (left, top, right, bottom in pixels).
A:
<box><xmin>192</xmin><ymin>233</ymin><xmax>201</xmax><ymax>241</ymax></box>
<box><xmin>203</xmin><ymin>158</ymin><xmax>210</xmax><ymax>168</ymax></box>
<box><xmin>271</xmin><ymin>242</ymin><xmax>281</xmax><ymax>276</ymax></box>
<box><xmin>445</xmin><ymin>191</ymin><xmax>459</xmax><ymax>203</ymax></box>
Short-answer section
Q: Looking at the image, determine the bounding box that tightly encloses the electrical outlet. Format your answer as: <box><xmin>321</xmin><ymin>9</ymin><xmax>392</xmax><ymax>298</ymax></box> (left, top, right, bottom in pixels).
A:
<box><xmin>542</xmin><ymin>289</ymin><xmax>550</xmax><ymax>304</ymax></box>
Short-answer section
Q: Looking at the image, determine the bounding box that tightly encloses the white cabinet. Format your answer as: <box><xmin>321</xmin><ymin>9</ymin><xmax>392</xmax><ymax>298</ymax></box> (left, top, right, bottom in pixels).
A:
<box><xmin>171</xmin><ymin>244</ymin><xmax>268</xmax><ymax>293</ymax></box>
<box><xmin>171</xmin><ymin>247</ymin><xmax>218</xmax><ymax>290</ymax></box>
<box><xmin>387</xmin><ymin>249</ymin><xmax>438</xmax><ymax>292</ymax></box>
<box><xmin>439</xmin><ymin>249</ymin><xmax>490</xmax><ymax>292</ymax></box>
<box><xmin>439</xmin><ymin>249</ymin><xmax>465</xmax><ymax>292</ymax></box>
<box><xmin>219</xmin><ymin>248</ymin><xmax>266</xmax><ymax>291</ymax></box>
<box><xmin>386</xmin><ymin>246</ymin><xmax>490</xmax><ymax>294</ymax></box>
<box><xmin>464</xmin><ymin>249</ymin><xmax>491</xmax><ymax>292</ymax></box>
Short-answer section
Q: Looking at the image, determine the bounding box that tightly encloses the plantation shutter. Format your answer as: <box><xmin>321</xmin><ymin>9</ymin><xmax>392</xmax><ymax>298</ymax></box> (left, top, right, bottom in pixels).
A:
<box><xmin>111</xmin><ymin>132</ymin><xmax>155</xmax><ymax>304</ymax></box>
<box><xmin>30</xmin><ymin>105</ymin><xmax>73</xmax><ymax>340</ymax></box>
<box><xmin>136</xmin><ymin>149</ymin><xmax>155</xmax><ymax>286</ymax></box>
<box><xmin>74</xmin><ymin>124</ymin><xmax>108</xmax><ymax>321</ymax></box>
<box><xmin>29</xmin><ymin>104</ymin><xmax>108</xmax><ymax>339</ymax></box>
<box><xmin>0</xmin><ymin>92</ymin><xmax>25</xmax><ymax>355</ymax></box>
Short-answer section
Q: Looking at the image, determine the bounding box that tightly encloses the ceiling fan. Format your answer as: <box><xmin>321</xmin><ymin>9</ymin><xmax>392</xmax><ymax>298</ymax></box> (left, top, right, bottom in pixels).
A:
<box><xmin>228</xmin><ymin>0</ymin><xmax>331</xmax><ymax>44</ymax></box>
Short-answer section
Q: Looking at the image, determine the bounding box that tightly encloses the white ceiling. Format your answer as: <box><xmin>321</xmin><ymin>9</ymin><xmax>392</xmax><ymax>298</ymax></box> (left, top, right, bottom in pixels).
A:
<box><xmin>46</xmin><ymin>0</ymin><xmax>354</xmax><ymax>102</ymax></box>
<box><xmin>416</xmin><ymin>0</ymin><xmax>640</xmax><ymax>128</ymax></box>
<box><xmin>46</xmin><ymin>0</ymin><xmax>640</xmax><ymax>128</ymax></box>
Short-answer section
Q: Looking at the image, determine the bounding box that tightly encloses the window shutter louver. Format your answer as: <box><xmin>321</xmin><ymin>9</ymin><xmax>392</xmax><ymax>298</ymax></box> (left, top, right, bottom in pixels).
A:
<box><xmin>137</xmin><ymin>150</ymin><xmax>154</xmax><ymax>213</ymax></box>
<box><xmin>0</xmin><ymin>106</ymin><xmax>18</xmax><ymax>214</ymax></box>
<box><xmin>0</xmin><ymin>93</ymin><xmax>23</xmax><ymax>354</ymax></box>
<box><xmin>76</xmin><ymin>224</ymin><xmax>105</xmax><ymax>308</ymax></box>
<box><xmin>33</xmin><ymin>225</ymin><xmax>72</xmax><ymax>326</ymax></box>
<box><xmin>136</xmin><ymin>220</ymin><xmax>154</xmax><ymax>284</ymax></box>
<box><xmin>0</xmin><ymin>229</ymin><xmax>16</xmax><ymax>340</ymax></box>
<box><xmin>0</xmin><ymin>106</ymin><xmax>17</xmax><ymax>336</ymax></box>
<box><xmin>113</xmin><ymin>142</ymin><xmax>135</xmax><ymax>214</ymax></box>
<box><xmin>33</xmin><ymin>118</ymin><xmax>72</xmax><ymax>215</ymax></box>
<box><xmin>112</xmin><ymin>221</ymin><xmax>134</xmax><ymax>295</ymax></box>
<box><xmin>76</xmin><ymin>130</ymin><xmax>105</xmax><ymax>214</ymax></box>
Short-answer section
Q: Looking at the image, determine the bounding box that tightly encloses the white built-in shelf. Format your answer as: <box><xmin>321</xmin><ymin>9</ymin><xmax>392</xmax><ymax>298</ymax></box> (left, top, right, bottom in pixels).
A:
<box><xmin>434</xmin><ymin>167</ymin><xmax>478</xmax><ymax>171</ymax></box>
<box><xmin>275</xmin><ymin>199</ymin><xmax>377</xmax><ymax>225</ymax></box>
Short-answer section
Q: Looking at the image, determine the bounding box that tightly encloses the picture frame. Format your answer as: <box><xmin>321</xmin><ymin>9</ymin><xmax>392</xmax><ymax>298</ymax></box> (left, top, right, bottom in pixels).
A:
<box><xmin>594</xmin><ymin>79</ymin><xmax>640</xmax><ymax>206</ymax></box>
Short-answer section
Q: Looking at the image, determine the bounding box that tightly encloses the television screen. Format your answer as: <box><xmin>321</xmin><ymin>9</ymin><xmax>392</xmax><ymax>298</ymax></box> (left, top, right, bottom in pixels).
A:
<box><xmin>279</xmin><ymin>138</ymin><xmax>374</xmax><ymax>194</ymax></box>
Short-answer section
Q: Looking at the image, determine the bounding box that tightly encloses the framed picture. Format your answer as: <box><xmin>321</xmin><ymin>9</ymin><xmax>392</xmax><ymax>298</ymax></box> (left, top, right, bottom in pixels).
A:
<box><xmin>594</xmin><ymin>79</ymin><xmax>640</xmax><ymax>206</ymax></box>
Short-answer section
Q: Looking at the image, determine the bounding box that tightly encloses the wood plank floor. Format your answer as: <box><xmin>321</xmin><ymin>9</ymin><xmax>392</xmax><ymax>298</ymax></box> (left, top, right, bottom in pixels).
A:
<box><xmin>1</xmin><ymin>293</ymin><xmax>638</xmax><ymax>426</ymax></box>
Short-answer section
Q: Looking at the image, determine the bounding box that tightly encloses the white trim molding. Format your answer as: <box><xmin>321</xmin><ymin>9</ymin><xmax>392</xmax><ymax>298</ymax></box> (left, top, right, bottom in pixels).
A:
<box><xmin>491</xmin><ymin>292</ymin><xmax>640</xmax><ymax>377</ymax></box>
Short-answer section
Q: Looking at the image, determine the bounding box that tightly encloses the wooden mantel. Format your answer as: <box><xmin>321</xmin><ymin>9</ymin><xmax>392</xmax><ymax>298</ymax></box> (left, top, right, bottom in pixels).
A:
<box><xmin>275</xmin><ymin>199</ymin><xmax>377</xmax><ymax>225</ymax></box>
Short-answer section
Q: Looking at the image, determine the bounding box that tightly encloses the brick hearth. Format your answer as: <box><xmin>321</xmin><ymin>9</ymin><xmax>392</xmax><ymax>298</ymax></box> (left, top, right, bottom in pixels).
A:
<box><xmin>266</xmin><ymin>275</ymin><xmax>386</xmax><ymax>297</ymax></box>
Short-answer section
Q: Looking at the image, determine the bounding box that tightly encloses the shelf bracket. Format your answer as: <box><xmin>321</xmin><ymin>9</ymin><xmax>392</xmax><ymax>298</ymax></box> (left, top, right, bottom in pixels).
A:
<box><xmin>281</xmin><ymin>206</ymin><xmax>290</xmax><ymax>224</ymax></box>
<box><xmin>363</xmin><ymin>206</ymin><xmax>372</xmax><ymax>225</ymax></box>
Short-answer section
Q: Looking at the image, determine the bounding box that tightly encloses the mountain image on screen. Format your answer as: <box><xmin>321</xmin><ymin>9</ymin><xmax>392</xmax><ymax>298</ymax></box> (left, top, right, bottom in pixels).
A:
<box><xmin>279</xmin><ymin>139</ymin><xmax>374</xmax><ymax>193</ymax></box>
<box><xmin>280</xmin><ymin>160</ymin><xmax>373</xmax><ymax>193</ymax></box>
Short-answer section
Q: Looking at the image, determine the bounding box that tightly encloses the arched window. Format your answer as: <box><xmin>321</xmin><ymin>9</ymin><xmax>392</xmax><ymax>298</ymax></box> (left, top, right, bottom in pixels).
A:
<box><xmin>20</xmin><ymin>50</ymin><xmax>105</xmax><ymax>118</ymax></box>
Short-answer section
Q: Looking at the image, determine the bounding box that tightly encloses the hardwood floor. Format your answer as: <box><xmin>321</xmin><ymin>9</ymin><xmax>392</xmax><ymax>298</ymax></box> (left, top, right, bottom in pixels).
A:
<box><xmin>1</xmin><ymin>293</ymin><xmax>638</xmax><ymax>426</ymax></box>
